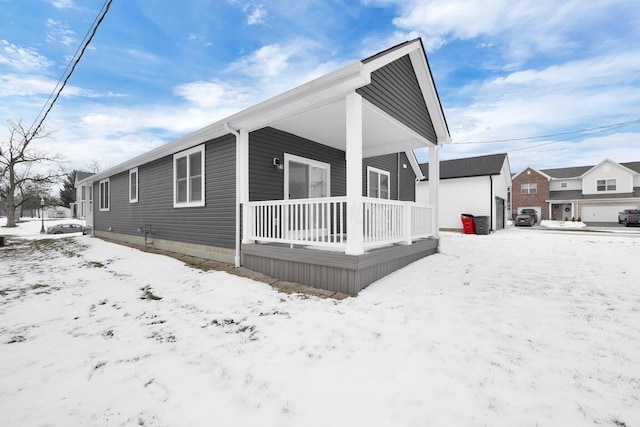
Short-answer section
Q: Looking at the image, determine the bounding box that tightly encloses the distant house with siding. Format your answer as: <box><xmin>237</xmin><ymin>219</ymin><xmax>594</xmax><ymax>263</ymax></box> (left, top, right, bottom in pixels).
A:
<box><xmin>76</xmin><ymin>38</ymin><xmax>451</xmax><ymax>295</ymax></box>
<box><xmin>512</xmin><ymin>159</ymin><xmax>640</xmax><ymax>222</ymax></box>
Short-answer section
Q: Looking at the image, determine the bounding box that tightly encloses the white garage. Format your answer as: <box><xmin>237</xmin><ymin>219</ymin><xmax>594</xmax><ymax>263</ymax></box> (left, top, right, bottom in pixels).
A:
<box><xmin>581</xmin><ymin>204</ymin><xmax>633</xmax><ymax>223</ymax></box>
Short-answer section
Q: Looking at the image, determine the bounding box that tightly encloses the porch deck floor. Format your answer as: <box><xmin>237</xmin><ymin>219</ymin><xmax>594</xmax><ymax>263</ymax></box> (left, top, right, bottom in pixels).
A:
<box><xmin>242</xmin><ymin>237</ymin><xmax>439</xmax><ymax>295</ymax></box>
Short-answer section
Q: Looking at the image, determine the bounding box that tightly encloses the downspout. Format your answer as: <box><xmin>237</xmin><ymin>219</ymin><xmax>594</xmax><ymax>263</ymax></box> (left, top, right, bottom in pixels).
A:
<box><xmin>490</xmin><ymin>175</ymin><xmax>494</xmax><ymax>232</ymax></box>
<box><xmin>225</xmin><ymin>122</ymin><xmax>241</xmax><ymax>268</ymax></box>
<box><xmin>397</xmin><ymin>152</ymin><xmax>401</xmax><ymax>200</ymax></box>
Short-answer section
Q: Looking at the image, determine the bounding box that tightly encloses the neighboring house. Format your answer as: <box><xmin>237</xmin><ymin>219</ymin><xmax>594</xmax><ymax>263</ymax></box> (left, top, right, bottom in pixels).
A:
<box><xmin>416</xmin><ymin>153</ymin><xmax>512</xmax><ymax>231</ymax></box>
<box><xmin>511</xmin><ymin>166</ymin><xmax>551</xmax><ymax>221</ymax></box>
<box><xmin>512</xmin><ymin>159</ymin><xmax>640</xmax><ymax>223</ymax></box>
<box><xmin>76</xmin><ymin>38</ymin><xmax>451</xmax><ymax>295</ymax></box>
<box><xmin>74</xmin><ymin>171</ymin><xmax>94</xmax><ymax>219</ymax></box>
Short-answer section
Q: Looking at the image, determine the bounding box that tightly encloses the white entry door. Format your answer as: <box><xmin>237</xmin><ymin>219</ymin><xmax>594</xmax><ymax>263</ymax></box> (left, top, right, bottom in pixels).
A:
<box><xmin>284</xmin><ymin>154</ymin><xmax>330</xmax><ymax>200</ymax></box>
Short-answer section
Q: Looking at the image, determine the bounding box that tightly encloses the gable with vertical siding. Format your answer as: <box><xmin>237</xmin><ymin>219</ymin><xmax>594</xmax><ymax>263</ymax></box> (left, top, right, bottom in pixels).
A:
<box><xmin>357</xmin><ymin>54</ymin><xmax>436</xmax><ymax>143</ymax></box>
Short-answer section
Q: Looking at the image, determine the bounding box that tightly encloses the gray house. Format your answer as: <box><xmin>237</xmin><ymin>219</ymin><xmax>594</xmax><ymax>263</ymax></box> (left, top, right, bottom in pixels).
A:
<box><xmin>76</xmin><ymin>38</ymin><xmax>451</xmax><ymax>295</ymax></box>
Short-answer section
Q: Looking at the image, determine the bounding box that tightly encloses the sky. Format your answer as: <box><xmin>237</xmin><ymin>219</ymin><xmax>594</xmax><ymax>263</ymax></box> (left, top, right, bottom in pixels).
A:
<box><xmin>1</xmin><ymin>0</ymin><xmax>639</xmax><ymax>177</ymax></box>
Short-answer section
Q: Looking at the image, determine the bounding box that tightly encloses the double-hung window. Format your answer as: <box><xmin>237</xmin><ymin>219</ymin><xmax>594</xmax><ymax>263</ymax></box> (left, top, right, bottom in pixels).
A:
<box><xmin>129</xmin><ymin>168</ymin><xmax>138</xmax><ymax>203</ymax></box>
<box><xmin>521</xmin><ymin>183</ymin><xmax>537</xmax><ymax>194</ymax></box>
<box><xmin>367</xmin><ymin>166</ymin><xmax>390</xmax><ymax>199</ymax></box>
<box><xmin>99</xmin><ymin>179</ymin><xmax>110</xmax><ymax>211</ymax></box>
<box><xmin>596</xmin><ymin>179</ymin><xmax>616</xmax><ymax>192</ymax></box>
<box><xmin>174</xmin><ymin>145</ymin><xmax>205</xmax><ymax>207</ymax></box>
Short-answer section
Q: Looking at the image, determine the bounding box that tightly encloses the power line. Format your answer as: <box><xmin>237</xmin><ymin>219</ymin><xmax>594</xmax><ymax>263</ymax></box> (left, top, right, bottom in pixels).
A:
<box><xmin>28</xmin><ymin>0</ymin><xmax>113</xmax><ymax>138</ymax></box>
<box><xmin>451</xmin><ymin>119</ymin><xmax>640</xmax><ymax>145</ymax></box>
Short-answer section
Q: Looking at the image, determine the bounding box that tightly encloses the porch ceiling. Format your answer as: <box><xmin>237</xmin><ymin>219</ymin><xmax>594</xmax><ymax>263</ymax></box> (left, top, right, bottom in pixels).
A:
<box><xmin>270</xmin><ymin>97</ymin><xmax>432</xmax><ymax>158</ymax></box>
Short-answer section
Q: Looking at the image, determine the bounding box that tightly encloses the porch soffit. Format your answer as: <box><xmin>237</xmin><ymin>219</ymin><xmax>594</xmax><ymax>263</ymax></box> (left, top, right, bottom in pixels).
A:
<box><xmin>269</xmin><ymin>96</ymin><xmax>434</xmax><ymax>158</ymax></box>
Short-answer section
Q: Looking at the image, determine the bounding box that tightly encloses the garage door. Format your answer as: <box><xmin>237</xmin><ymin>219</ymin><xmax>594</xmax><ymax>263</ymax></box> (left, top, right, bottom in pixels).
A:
<box><xmin>581</xmin><ymin>204</ymin><xmax>632</xmax><ymax>223</ymax></box>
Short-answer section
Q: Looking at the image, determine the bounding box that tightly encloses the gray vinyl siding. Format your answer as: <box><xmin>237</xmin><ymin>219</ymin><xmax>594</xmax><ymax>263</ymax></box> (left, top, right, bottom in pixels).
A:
<box><xmin>94</xmin><ymin>135</ymin><xmax>236</xmax><ymax>249</ymax></box>
<box><xmin>363</xmin><ymin>152</ymin><xmax>416</xmax><ymax>201</ymax></box>
<box><xmin>249</xmin><ymin>127</ymin><xmax>414</xmax><ymax>202</ymax></box>
<box><xmin>249</xmin><ymin>127</ymin><xmax>346</xmax><ymax>201</ymax></box>
<box><xmin>357</xmin><ymin>54</ymin><xmax>436</xmax><ymax>143</ymax></box>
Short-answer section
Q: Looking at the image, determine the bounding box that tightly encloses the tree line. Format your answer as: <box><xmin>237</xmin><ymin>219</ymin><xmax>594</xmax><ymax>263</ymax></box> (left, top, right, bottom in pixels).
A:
<box><xmin>1</xmin><ymin>118</ymin><xmax>81</xmax><ymax>228</ymax></box>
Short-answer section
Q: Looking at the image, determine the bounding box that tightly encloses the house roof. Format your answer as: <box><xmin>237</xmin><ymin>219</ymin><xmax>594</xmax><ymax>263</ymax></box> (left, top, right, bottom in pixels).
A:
<box><xmin>75</xmin><ymin>171</ymin><xmax>94</xmax><ymax>184</ymax></box>
<box><xmin>540</xmin><ymin>166</ymin><xmax>592</xmax><ymax>179</ymax></box>
<box><xmin>511</xmin><ymin>165</ymin><xmax>552</xmax><ymax>181</ymax></box>
<box><xmin>541</xmin><ymin>160</ymin><xmax>640</xmax><ymax>179</ymax></box>
<box><xmin>419</xmin><ymin>153</ymin><xmax>508</xmax><ymax>180</ymax></box>
<box><xmin>78</xmin><ymin>38</ymin><xmax>449</xmax><ymax>186</ymax></box>
<box><xmin>621</xmin><ymin>161</ymin><xmax>640</xmax><ymax>173</ymax></box>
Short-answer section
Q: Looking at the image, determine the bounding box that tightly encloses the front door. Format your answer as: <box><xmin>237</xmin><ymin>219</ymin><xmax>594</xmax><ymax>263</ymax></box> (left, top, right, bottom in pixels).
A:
<box><xmin>285</xmin><ymin>154</ymin><xmax>330</xmax><ymax>199</ymax></box>
<box><xmin>284</xmin><ymin>154</ymin><xmax>331</xmax><ymax>239</ymax></box>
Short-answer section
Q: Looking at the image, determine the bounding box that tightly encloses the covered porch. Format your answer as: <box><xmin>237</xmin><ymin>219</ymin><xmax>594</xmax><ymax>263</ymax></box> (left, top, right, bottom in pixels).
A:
<box><xmin>230</xmin><ymin>39</ymin><xmax>450</xmax><ymax>293</ymax></box>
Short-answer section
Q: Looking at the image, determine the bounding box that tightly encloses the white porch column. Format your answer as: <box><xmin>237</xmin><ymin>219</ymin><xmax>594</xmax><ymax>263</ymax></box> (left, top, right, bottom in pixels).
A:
<box><xmin>239</xmin><ymin>129</ymin><xmax>251</xmax><ymax>245</ymax></box>
<box><xmin>345</xmin><ymin>92</ymin><xmax>364</xmax><ymax>255</ymax></box>
<box><xmin>429</xmin><ymin>144</ymin><xmax>441</xmax><ymax>238</ymax></box>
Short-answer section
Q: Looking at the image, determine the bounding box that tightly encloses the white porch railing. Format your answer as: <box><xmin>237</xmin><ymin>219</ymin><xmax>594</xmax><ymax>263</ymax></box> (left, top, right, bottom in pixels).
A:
<box><xmin>245</xmin><ymin>197</ymin><xmax>434</xmax><ymax>250</ymax></box>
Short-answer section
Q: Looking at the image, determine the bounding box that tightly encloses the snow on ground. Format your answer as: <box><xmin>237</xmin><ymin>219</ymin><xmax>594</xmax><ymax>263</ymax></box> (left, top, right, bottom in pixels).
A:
<box><xmin>540</xmin><ymin>219</ymin><xmax>587</xmax><ymax>229</ymax></box>
<box><xmin>1</xmin><ymin>219</ymin><xmax>639</xmax><ymax>426</ymax></box>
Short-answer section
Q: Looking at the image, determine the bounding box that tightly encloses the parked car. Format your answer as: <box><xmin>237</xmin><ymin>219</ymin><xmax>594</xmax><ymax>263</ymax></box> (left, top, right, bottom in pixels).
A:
<box><xmin>519</xmin><ymin>208</ymin><xmax>538</xmax><ymax>225</ymax></box>
<box><xmin>515</xmin><ymin>213</ymin><xmax>535</xmax><ymax>227</ymax></box>
<box><xmin>618</xmin><ymin>209</ymin><xmax>640</xmax><ymax>226</ymax></box>
<box><xmin>46</xmin><ymin>223</ymin><xmax>86</xmax><ymax>234</ymax></box>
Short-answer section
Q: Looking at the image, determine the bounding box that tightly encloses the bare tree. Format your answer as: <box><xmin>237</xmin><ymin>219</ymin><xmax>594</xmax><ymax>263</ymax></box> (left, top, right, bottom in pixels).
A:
<box><xmin>0</xmin><ymin>118</ymin><xmax>64</xmax><ymax>227</ymax></box>
<box><xmin>86</xmin><ymin>159</ymin><xmax>103</xmax><ymax>173</ymax></box>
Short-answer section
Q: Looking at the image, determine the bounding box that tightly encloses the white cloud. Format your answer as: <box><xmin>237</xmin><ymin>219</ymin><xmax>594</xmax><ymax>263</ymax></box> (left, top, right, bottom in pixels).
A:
<box><xmin>0</xmin><ymin>40</ymin><xmax>53</xmax><ymax>72</ymax></box>
<box><xmin>447</xmin><ymin>50</ymin><xmax>640</xmax><ymax>145</ymax></box>
<box><xmin>229</xmin><ymin>43</ymin><xmax>295</xmax><ymax>80</ymax></box>
<box><xmin>173</xmin><ymin>81</ymin><xmax>251</xmax><ymax>109</ymax></box>
<box><xmin>247</xmin><ymin>5</ymin><xmax>266</xmax><ymax>25</ymax></box>
<box><xmin>367</xmin><ymin>0</ymin><xmax>634</xmax><ymax>61</ymax></box>
<box><xmin>48</xmin><ymin>0</ymin><xmax>76</xmax><ymax>9</ymax></box>
<box><xmin>46</xmin><ymin>19</ymin><xmax>78</xmax><ymax>46</ymax></box>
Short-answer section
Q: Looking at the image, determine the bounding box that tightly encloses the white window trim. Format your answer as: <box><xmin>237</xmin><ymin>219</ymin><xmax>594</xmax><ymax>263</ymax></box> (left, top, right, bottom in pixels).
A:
<box><xmin>99</xmin><ymin>178</ymin><xmax>110</xmax><ymax>212</ymax></box>
<box><xmin>173</xmin><ymin>144</ymin><xmax>205</xmax><ymax>208</ymax></box>
<box><xmin>129</xmin><ymin>167</ymin><xmax>139</xmax><ymax>203</ymax></box>
<box><xmin>596</xmin><ymin>178</ymin><xmax>616</xmax><ymax>192</ymax></box>
<box><xmin>521</xmin><ymin>183</ymin><xmax>537</xmax><ymax>194</ymax></box>
<box><xmin>367</xmin><ymin>166</ymin><xmax>391</xmax><ymax>199</ymax></box>
<box><xmin>284</xmin><ymin>153</ymin><xmax>331</xmax><ymax>200</ymax></box>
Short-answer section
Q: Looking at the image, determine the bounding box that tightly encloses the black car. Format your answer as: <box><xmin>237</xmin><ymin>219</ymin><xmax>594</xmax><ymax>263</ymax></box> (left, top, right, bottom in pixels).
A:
<box><xmin>515</xmin><ymin>214</ymin><xmax>535</xmax><ymax>227</ymax></box>
<box><xmin>519</xmin><ymin>209</ymin><xmax>538</xmax><ymax>225</ymax></box>
<box><xmin>46</xmin><ymin>223</ymin><xmax>86</xmax><ymax>234</ymax></box>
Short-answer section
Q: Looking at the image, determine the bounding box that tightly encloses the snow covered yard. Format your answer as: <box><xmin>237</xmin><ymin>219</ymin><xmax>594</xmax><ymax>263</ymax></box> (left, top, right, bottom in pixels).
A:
<box><xmin>1</xmin><ymin>220</ymin><xmax>639</xmax><ymax>427</ymax></box>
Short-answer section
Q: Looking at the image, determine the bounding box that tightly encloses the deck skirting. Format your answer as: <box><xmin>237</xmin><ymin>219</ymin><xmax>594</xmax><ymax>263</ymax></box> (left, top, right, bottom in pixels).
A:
<box><xmin>241</xmin><ymin>238</ymin><xmax>438</xmax><ymax>295</ymax></box>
